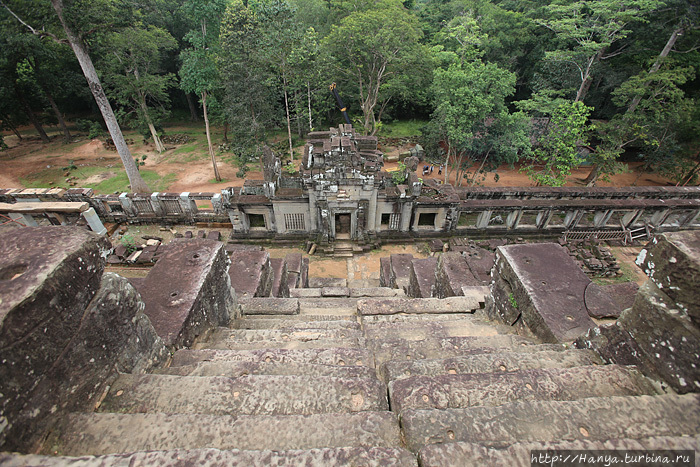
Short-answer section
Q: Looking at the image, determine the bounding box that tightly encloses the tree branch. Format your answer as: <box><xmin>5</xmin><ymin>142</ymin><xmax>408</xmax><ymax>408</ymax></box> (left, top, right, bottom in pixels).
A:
<box><xmin>0</xmin><ymin>1</ymin><xmax>69</xmax><ymax>44</ymax></box>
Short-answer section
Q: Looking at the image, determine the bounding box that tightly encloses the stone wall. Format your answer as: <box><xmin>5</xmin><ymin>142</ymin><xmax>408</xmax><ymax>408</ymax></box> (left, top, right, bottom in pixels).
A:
<box><xmin>1</xmin><ymin>186</ymin><xmax>699</xmax><ymax>241</ymax></box>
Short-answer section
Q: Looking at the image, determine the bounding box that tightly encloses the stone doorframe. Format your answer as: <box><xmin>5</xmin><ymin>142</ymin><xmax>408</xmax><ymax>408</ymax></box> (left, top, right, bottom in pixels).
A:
<box><xmin>330</xmin><ymin>208</ymin><xmax>357</xmax><ymax>240</ymax></box>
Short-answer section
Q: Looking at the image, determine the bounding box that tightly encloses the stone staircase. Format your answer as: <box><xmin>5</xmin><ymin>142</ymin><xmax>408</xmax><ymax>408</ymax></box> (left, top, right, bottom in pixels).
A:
<box><xmin>15</xmin><ymin>288</ymin><xmax>698</xmax><ymax>465</ymax></box>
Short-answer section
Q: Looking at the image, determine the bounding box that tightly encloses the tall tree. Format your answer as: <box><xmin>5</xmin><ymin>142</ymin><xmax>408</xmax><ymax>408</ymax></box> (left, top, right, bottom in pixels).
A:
<box><xmin>99</xmin><ymin>26</ymin><xmax>177</xmax><ymax>154</ymax></box>
<box><xmin>179</xmin><ymin>0</ymin><xmax>227</xmax><ymax>181</ymax></box>
<box><xmin>323</xmin><ymin>0</ymin><xmax>425</xmax><ymax>135</ymax></box>
<box><xmin>537</xmin><ymin>0</ymin><xmax>661</xmax><ymax>103</ymax></box>
<box><xmin>1</xmin><ymin>0</ymin><xmax>150</xmax><ymax>191</ymax></box>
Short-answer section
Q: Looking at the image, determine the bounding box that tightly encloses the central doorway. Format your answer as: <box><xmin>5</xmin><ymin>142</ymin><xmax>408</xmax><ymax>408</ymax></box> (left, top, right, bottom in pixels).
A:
<box><xmin>335</xmin><ymin>213</ymin><xmax>351</xmax><ymax>239</ymax></box>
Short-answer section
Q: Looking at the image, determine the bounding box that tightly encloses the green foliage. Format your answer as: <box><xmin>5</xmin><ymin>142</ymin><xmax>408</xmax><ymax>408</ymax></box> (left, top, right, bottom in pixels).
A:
<box><xmin>75</xmin><ymin>119</ymin><xmax>104</xmax><ymax>139</ymax></box>
<box><xmin>120</xmin><ymin>233</ymin><xmax>138</xmax><ymax>254</ymax></box>
<box><xmin>391</xmin><ymin>161</ymin><xmax>408</xmax><ymax>184</ymax></box>
<box><xmin>508</xmin><ymin>293</ymin><xmax>518</xmax><ymax>309</ymax></box>
<box><xmin>523</xmin><ymin>100</ymin><xmax>593</xmax><ymax>187</ymax></box>
<box><xmin>61</xmin><ymin>159</ymin><xmax>78</xmax><ymax>172</ymax></box>
<box><xmin>284</xmin><ymin>162</ymin><xmax>297</xmax><ymax>175</ymax></box>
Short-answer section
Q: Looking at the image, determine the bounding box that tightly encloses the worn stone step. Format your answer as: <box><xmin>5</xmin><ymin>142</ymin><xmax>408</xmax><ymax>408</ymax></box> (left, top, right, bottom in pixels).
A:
<box><xmin>269</xmin><ymin>257</ymin><xmax>289</xmax><ymax>298</ymax></box>
<box><xmin>362</xmin><ymin>313</ymin><xmax>481</xmax><ymax>323</ymax></box>
<box><xmin>298</xmin><ymin>297</ymin><xmax>359</xmax><ymax>316</ymax></box>
<box><xmin>231</xmin><ymin>318</ymin><xmax>361</xmax><ymax>330</ymax></box>
<box><xmin>40</xmin><ymin>411</ymin><xmax>402</xmax><ymax>455</ymax></box>
<box><xmin>389</xmin><ymin>365</ymin><xmax>659</xmax><ymax>413</ymax></box>
<box><xmin>382</xmin><ymin>349</ymin><xmax>602</xmax><ymax>382</ymax></box>
<box><xmin>194</xmin><ymin>335</ymin><xmax>365</xmax><ymax>350</ymax></box>
<box><xmin>199</xmin><ymin>327</ymin><xmax>363</xmax><ymax>344</ymax></box>
<box><xmin>363</xmin><ymin>319</ymin><xmax>500</xmax><ymax>341</ymax></box>
<box><xmin>6</xmin><ymin>447</ymin><xmax>419</xmax><ymax>467</ymax></box>
<box><xmin>370</xmin><ymin>335</ymin><xmax>553</xmax><ymax>365</ymax></box>
<box><xmin>239</xmin><ymin>313</ymin><xmax>357</xmax><ymax>322</ymax></box>
<box><xmin>418</xmin><ymin>437</ymin><xmax>700</xmax><ymax>467</ymax></box>
<box><xmin>401</xmin><ymin>393</ymin><xmax>700</xmax><ymax>452</ymax></box>
<box><xmin>350</xmin><ymin>287</ymin><xmax>406</xmax><ymax>298</ymax></box>
<box><xmin>170</xmin><ymin>348</ymin><xmax>374</xmax><ymax>367</ymax></box>
<box><xmin>155</xmin><ymin>360</ymin><xmax>377</xmax><ymax>379</ymax></box>
<box><xmin>358</xmin><ymin>296</ymin><xmax>486</xmax><ymax>316</ymax></box>
<box><xmin>239</xmin><ymin>298</ymin><xmax>299</xmax><ymax>315</ymax></box>
<box><xmin>98</xmin><ymin>374</ymin><xmax>387</xmax><ymax>416</ymax></box>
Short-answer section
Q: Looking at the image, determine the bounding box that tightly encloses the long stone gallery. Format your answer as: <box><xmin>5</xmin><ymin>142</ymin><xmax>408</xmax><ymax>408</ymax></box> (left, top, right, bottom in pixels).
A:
<box><xmin>1</xmin><ymin>126</ymin><xmax>699</xmax><ymax>465</ymax></box>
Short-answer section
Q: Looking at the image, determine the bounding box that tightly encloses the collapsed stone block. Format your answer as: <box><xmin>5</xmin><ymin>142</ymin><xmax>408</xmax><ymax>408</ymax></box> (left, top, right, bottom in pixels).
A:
<box><xmin>488</xmin><ymin>243</ymin><xmax>596</xmax><ymax>343</ymax></box>
<box><xmin>636</xmin><ymin>231</ymin><xmax>700</xmax><ymax>326</ymax></box>
<box><xmin>140</xmin><ymin>239</ymin><xmax>235</xmax><ymax>348</ymax></box>
<box><xmin>407</xmin><ymin>257</ymin><xmax>437</xmax><ymax>298</ymax></box>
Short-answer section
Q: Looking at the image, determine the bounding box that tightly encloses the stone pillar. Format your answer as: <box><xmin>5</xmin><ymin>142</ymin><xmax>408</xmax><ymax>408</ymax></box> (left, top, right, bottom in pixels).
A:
<box><xmin>118</xmin><ymin>193</ymin><xmax>137</xmax><ymax>216</ymax></box>
<box><xmin>81</xmin><ymin>207</ymin><xmax>107</xmax><ymax>235</ymax></box>
<box><xmin>150</xmin><ymin>192</ymin><xmax>165</xmax><ymax>217</ymax></box>
<box><xmin>400</xmin><ymin>202</ymin><xmax>413</xmax><ymax>232</ymax></box>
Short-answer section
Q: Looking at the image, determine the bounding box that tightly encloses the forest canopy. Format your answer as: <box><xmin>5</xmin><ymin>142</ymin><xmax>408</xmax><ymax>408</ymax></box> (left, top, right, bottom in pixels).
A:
<box><xmin>1</xmin><ymin>0</ymin><xmax>698</xmax><ymax>187</ymax></box>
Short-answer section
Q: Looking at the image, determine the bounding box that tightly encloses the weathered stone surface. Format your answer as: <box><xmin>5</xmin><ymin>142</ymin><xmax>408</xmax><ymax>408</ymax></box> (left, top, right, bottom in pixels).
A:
<box><xmin>139</xmin><ymin>239</ymin><xmax>234</xmax><ymax>348</ymax></box>
<box><xmin>322</xmin><ymin>286</ymin><xmax>350</xmax><ymax>297</ymax></box>
<box><xmin>463</xmin><ymin>247</ymin><xmax>495</xmax><ymax>285</ymax></box>
<box><xmin>290</xmin><ymin>288</ymin><xmax>322</xmax><ymax>298</ymax></box>
<box><xmin>434</xmin><ymin>253</ymin><xmax>480</xmax><ymax>298</ymax></box>
<box><xmin>389</xmin><ymin>365</ymin><xmax>657</xmax><ymax>413</ymax></box>
<box><xmin>157</xmin><ymin>360</ymin><xmax>377</xmax><ymax>379</ymax></box>
<box><xmin>489</xmin><ymin>243</ymin><xmax>596</xmax><ymax>343</ymax></box>
<box><xmin>41</xmin><ymin>411</ymin><xmax>402</xmax><ymax>455</ymax></box>
<box><xmin>4</xmin><ymin>447</ymin><xmax>419</xmax><ymax>467</ymax></box>
<box><xmin>389</xmin><ymin>254</ymin><xmax>414</xmax><ymax>291</ymax></box>
<box><xmin>231</xmin><ymin>318</ymin><xmax>361</xmax><ymax>330</ymax></box>
<box><xmin>195</xmin><ymin>334</ymin><xmax>364</xmax><ymax>351</ymax></box>
<box><xmin>636</xmin><ymin>231</ymin><xmax>700</xmax><ymax>324</ymax></box>
<box><xmin>350</xmin><ymin>287</ymin><xmax>405</xmax><ymax>298</ymax></box>
<box><xmin>308</xmin><ymin>277</ymin><xmax>346</xmax><ymax>288</ymax></box>
<box><xmin>358</xmin><ymin>297</ymin><xmax>484</xmax><ymax>315</ymax></box>
<box><xmin>419</xmin><ymin>437</ymin><xmax>700</xmax><ymax>467</ymax></box>
<box><xmin>240</xmin><ymin>297</ymin><xmax>299</xmax><ymax>315</ymax></box>
<box><xmin>379</xmin><ymin>257</ymin><xmax>392</xmax><ymax>287</ymax></box>
<box><xmin>200</xmin><ymin>327</ymin><xmax>363</xmax><ymax>344</ymax></box>
<box><xmin>269</xmin><ymin>257</ymin><xmax>289</xmax><ymax>298</ymax></box>
<box><xmin>584</xmin><ymin>282</ymin><xmax>623</xmax><ymax>318</ymax></box>
<box><xmin>298</xmin><ymin>297</ymin><xmax>358</xmax><ymax>316</ymax></box>
<box><xmin>284</xmin><ymin>253</ymin><xmax>302</xmax><ymax>291</ymax></box>
<box><xmin>0</xmin><ymin>227</ymin><xmax>122</xmax><ymax>450</ymax></box>
<box><xmin>228</xmin><ymin>250</ymin><xmax>271</xmax><ymax>298</ymax></box>
<box><xmin>382</xmin><ymin>349</ymin><xmax>602</xmax><ymax>383</ymax></box>
<box><xmin>407</xmin><ymin>257</ymin><xmax>437</xmax><ymax>298</ymax></box>
<box><xmin>618</xmin><ymin>281</ymin><xmax>700</xmax><ymax>393</ymax></box>
<box><xmin>369</xmin><ymin>335</ymin><xmax>546</xmax><ymax>365</ymax></box>
<box><xmin>98</xmin><ymin>374</ymin><xmax>387</xmax><ymax>415</ymax></box>
<box><xmin>401</xmin><ymin>393</ymin><xmax>700</xmax><ymax>451</ymax></box>
<box><xmin>601</xmin><ymin>281</ymin><xmax>639</xmax><ymax>314</ymax></box>
<box><xmin>363</xmin><ymin>318</ymin><xmax>499</xmax><ymax>342</ymax></box>
<box><xmin>170</xmin><ymin>348</ymin><xmax>373</xmax><ymax>368</ymax></box>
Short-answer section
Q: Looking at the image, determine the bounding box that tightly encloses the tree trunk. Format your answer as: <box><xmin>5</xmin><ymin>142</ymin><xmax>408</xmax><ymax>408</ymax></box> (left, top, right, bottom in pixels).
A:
<box><xmin>50</xmin><ymin>0</ymin><xmax>149</xmax><ymax>192</ymax></box>
<box><xmin>628</xmin><ymin>27</ymin><xmax>683</xmax><ymax>114</ymax></box>
<box><xmin>678</xmin><ymin>159</ymin><xmax>700</xmax><ymax>186</ymax></box>
<box><xmin>307</xmin><ymin>82</ymin><xmax>313</xmax><ymax>133</ymax></box>
<box><xmin>202</xmin><ymin>90</ymin><xmax>221</xmax><ymax>182</ymax></box>
<box><xmin>283</xmin><ymin>79</ymin><xmax>293</xmax><ymax>162</ymax></box>
<box><xmin>223</xmin><ymin>122</ymin><xmax>229</xmax><ymax>143</ymax></box>
<box><xmin>46</xmin><ymin>91</ymin><xmax>71</xmax><ymax>140</ymax></box>
<box><xmin>584</xmin><ymin>163</ymin><xmax>599</xmax><ymax>186</ymax></box>
<box><xmin>471</xmin><ymin>149</ymin><xmax>492</xmax><ymax>186</ymax></box>
<box><xmin>139</xmin><ymin>97</ymin><xmax>165</xmax><ymax>153</ymax></box>
<box><xmin>186</xmin><ymin>92</ymin><xmax>200</xmax><ymax>121</ymax></box>
<box><xmin>15</xmin><ymin>85</ymin><xmax>49</xmax><ymax>142</ymax></box>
